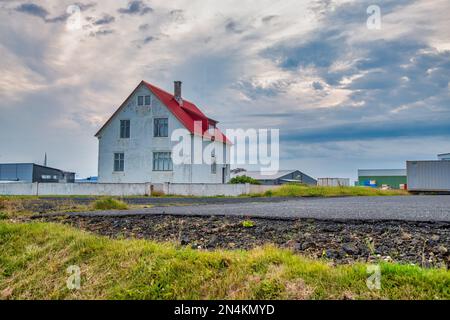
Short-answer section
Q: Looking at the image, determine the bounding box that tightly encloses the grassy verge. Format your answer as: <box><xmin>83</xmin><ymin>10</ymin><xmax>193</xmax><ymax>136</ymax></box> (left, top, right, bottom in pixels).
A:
<box><xmin>0</xmin><ymin>221</ymin><xmax>448</xmax><ymax>300</ymax></box>
<box><xmin>254</xmin><ymin>185</ymin><xmax>409</xmax><ymax>197</ymax></box>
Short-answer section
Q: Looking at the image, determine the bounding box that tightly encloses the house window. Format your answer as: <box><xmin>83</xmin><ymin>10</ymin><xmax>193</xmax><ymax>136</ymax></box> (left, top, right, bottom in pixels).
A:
<box><xmin>153</xmin><ymin>152</ymin><xmax>173</xmax><ymax>171</ymax></box>
<box><xmin>114</xmin><ymin>153</ymin><xmax>124</xmax><ymax>172</ymax></box>
<box><xmin>120</xmin><ymin>120</ymin><xmax>130</xmax><ymax>138</ymax></box>
<box><xmin>41</xmin><ymin>175</ymin><xmax>52</xmax><ymax>180</ymax></box>
<box><xmin>154</xmin><ymin>118</ymin><xmax>168</xmax><ymax>137</ymax></box>
<box><xmin>138</xmin><ymin>95</ymin><xmax>151</xmax><ymax>106</ymax></box>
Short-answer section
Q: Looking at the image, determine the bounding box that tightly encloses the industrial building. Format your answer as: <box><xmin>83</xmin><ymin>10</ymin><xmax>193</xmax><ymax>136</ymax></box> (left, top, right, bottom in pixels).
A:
<box><xmin>317</xmin><ymin>178</ymin><xmax>350</xmax><ymax>187</ymax></box>
<box><xmin>358</xmin><ymin>169</ymin><xmax>407</xmax><ymax>189</ymax></box>
<box><xmin>407</xmin><ymin>153</ymin><xmax>450</xmax><ymax>192</ymax></box>
<box><xmin>0</xmin><ymin>163</ymin><xmax>75</xmax><ymax>183</ymax></box>
<box><xmin>231</xmin><ymin>170</ymin><xmax>317</xmax><ymax>186</ymax></box>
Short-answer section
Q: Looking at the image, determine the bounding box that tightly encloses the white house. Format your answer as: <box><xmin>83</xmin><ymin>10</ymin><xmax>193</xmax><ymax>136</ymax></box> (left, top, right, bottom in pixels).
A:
<box><xmin>96</xmin><ymin>81</ymin><xmax>231</xmax><ymax>184</ymax></box>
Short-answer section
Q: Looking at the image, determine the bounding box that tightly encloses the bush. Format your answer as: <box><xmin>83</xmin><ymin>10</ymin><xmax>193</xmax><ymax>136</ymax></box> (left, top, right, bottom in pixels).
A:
<box><xmin>242</xmin><ymin>220</ymin><xmax>255</xmax><ymax>228</ymax></box>
<box><xmin>0</xmin><ymin>212</ymin><xmax>8</xmax><ymax>220</ymax></box>
<box><xmin>151</xmin><ymin>190</ymin><xmax>165</xmax><ymax>197</ymax></box>
<box><xmin>229</xmin><ymin>175</ymin><xmax>261</xmax><ymax>185</ymax></box>
<box><xmin>92</xmin><ymin>198</ymin><xmax>128</xmax><ymax>210</ymax></box>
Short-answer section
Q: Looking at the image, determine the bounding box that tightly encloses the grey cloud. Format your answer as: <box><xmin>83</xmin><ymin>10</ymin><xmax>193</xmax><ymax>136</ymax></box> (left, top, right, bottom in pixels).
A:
<box><xmin>15</xmin><ymin>3</ymin><xmax>48</xmax><ymax>18</ymax></box>
<box><xmin>118</xmin><ymin>0</ymin><xmax>153</xmax><ymax>15</ymax></box>
<box><xmin>312</xmin><ymin>81</ymin><xmax>324</xmax><ymax>90</ymax></box>
<box><xmin>89</xmin><ymin>29</ymin><xmax>114</xmax><ymax>37</ymax></box>
<box><xmin>261</xmin><ymin>15</ymin><xmax>278</xmax><ymax>24</ymax></box>
<box><xmin>139</xmin><ymin>23</ymin><xmax>150</xmax><ymax>31</ymax></box>
<box><xmin>93</xmin><ymin>14</ymin><xmax>115</xmax><ymax>25</ymax></box>
<box><xmin>15</xmin><ymin>3</ymin><xmax>68</xmax><ymax>23</ymax></box>
<box><xmin>225</xmin><ymin>19</ymin><xmax>245</xmax><ymax>34</ymax></box>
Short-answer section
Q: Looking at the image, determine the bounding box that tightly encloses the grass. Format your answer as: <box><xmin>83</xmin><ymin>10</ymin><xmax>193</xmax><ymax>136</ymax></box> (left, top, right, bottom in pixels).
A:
<box><xmin>252</xmin><ymin>185</ymin><xmax>409</xmax><ymax>198</ymax></box>
<box><xmin>0</xmin><ymin>221</ymin><xmax>448</xmax><ymax>300</ymax></box>
<box><xmin>242</xmin><ymin>220</ymin><xmax>255</xmax><ymax>228</ymax></box>
<box><xmin>92</xmin><ymin>198</ymin><xmax>128</xmax><ymax>210</ymax></box>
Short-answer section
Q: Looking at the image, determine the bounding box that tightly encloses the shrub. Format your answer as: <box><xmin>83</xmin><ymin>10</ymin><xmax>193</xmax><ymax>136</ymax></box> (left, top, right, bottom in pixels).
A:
<box><xmin>151</xmin><ymin>190</ymin><xmax>165</xmax><ymax>197</ymax></box>
<box><xmin>229</xmin><ymin>175</ymin><xmax>261</xmax><ymax>185</ymax></box>
<box><xmin>0</xmin><ymin>212</ymin><xmax>8</xmax><ymax>220</ymax></box>
<box><xmin>92</xmin><ymin>198</ymin><xmax>128</xmax><ymax>210</ymax></box>
<box><xmin>242</xmin><ymin>220</ymin><xmax>255</xmax><ymax>228</ymax></box>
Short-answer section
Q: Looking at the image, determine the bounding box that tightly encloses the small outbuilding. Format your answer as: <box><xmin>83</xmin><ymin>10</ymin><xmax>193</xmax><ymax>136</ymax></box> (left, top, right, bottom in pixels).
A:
<box><xmin>231</xmin><ymin>170</ymin><xmax>317</xmax><ymax>186</ymax></box>
<box><xmin>0</xmin><ymin>163</ymin><xmax>75</xmax><ymax>183</ymax></box>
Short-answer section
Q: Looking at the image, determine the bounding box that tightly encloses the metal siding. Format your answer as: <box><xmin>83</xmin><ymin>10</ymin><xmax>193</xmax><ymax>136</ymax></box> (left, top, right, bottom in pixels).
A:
<box><xmin>358</xmin><ymin>169</ymin><xmax>406</xmax><ymax>176</ymax></box>
<box><xmin>407</xmin><ymin>161</ymin><xmax>450</xmax><ymax>191</ymax></box>
<box><xmin>0</xmin><ymin>164</ymin><xmax>33</xmax><ymax>182</ymax></box>
<box><xmin>317</xmin><ymin>178</ymin><xmax>350</xmax><ymax>187</ymax></box>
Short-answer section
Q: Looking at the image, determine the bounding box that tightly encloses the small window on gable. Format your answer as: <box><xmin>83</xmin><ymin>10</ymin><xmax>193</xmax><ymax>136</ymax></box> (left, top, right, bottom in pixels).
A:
<box><xmin>138</xmin><ymin>96</ymin><xmax>144</xmax><ymax>106</ymax></box>
<box><xmin>145</xmin><ymin>95</ymin><xmax>151</xmax><ymax>106</ymax></box>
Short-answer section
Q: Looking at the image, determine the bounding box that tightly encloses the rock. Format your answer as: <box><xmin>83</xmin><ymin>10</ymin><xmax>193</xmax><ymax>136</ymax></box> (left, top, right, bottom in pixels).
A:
<box><xmin>180</xmin><ymin>236</ymin><xmax>190</xmax><ymax>245</ymax></box>
<box><xmin>342</xmin><ymin>243</ymin><xmax>359</xmax><ymax>255</ymax></box>
<box><xmin>431</xmin><ymin>235</ymin><xmax>440</xmax><ymax>241</ymax></box>
<box><xmin>401</xmin><ymin>232</ymin><xmax>412</xmax><ymax>240</ymax></box>
<box><xmin>438</xmin><ymin>246</ymin><xmax>448</xmax><ymax>255</ymax></box>
<box><xmin>207</xmin><ymin>236</ymin><xmax>219</xmax><ymax>248</ymax></box>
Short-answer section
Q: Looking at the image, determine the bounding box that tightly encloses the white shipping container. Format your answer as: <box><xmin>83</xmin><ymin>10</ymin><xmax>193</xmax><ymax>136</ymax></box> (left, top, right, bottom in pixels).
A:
<box><xmin>317</xmin><ymin>178</ymin><xmax>350</xmax><ymax>187</ymax></box>
<box><xmin>407</xmin><ymin>161</ymin><xmax>450</xmax><ymax>191</ymax></box>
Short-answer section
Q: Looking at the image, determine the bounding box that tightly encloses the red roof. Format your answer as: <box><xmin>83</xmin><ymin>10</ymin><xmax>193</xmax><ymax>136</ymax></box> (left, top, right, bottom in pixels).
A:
<box><xmin>95</xmin><ymin>81</ymin><xmax>231</xmax><ymax>144</ymax></box>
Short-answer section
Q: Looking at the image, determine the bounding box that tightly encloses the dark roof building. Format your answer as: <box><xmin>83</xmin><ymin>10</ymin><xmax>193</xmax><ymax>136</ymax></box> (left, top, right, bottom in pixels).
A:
<box><xmin>0</xmin><ymin>163</ymin><xmax>75</xmax><ymax>183</ymax></box>
<box><xmin>231</xmin><ymin>170</ymin><xmax>317</xmax><ymax>186</ymax></box>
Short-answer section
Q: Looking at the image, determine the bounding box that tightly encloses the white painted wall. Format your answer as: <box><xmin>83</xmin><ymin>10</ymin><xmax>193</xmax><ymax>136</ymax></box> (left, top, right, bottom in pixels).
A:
<box><xmin>0</xmin><ymin>183</ymin><xmax>278</xmax><ymax>197</ymax></box>
<box><xmin>97</xmin><ymin>83</ymin><xmax>230</xmax><ymax>184</ymax></box>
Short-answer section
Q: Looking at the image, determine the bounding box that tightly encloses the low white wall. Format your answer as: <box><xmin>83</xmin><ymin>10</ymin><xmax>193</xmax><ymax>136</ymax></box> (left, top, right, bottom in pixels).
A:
<box><xmin>162</xmin><ymin>183</ymin><xmax>249</xmax><ymax>197</ymax></box>
<box><xmin>0</xmin><ymin>182</ymin><xmax>152</xmax><ymax>196</ymax></box>
<box><xmin>0</xmin><ymin>182</ymin><xmax>281</xmax><ymax>197</ymax></box>
<box><xmin>0</xmin><ymin>183</ymin><xmax>37</xmax><ymax>196</ymax></box>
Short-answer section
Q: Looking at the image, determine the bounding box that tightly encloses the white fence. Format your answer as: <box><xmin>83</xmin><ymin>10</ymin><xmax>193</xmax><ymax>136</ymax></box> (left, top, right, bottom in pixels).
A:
<box><xmin>0</xmin><ymin>182</ymin><xmax>281</xmax><ymax>197</ymax></box>
<box><xmin>0</xmin><ymin>182</ymin><xmax>152</xmax><ymax>196</ymax></box>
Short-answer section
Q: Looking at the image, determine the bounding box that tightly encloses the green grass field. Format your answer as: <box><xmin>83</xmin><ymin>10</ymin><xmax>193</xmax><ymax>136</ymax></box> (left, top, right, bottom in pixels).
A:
<box><xmin>254</xmin><ymin>185</ymin><xmax>409</xmax><ymax>197</ymax></box>
<box><xmin>0</xmin><ymin>221</ymin><xmax>448</xmax><ymax>300</ymax></box>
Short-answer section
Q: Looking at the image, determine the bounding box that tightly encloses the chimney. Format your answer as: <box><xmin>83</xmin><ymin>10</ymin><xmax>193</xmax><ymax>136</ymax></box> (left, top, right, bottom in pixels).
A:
<box><xmin>174</xmin><ymin>81</ymin><xmax>182</xmax><ymax>105</ymax></box>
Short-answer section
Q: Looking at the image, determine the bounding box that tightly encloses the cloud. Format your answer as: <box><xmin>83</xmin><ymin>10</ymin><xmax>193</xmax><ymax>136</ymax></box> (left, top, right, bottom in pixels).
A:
<box><xmin>15</xmin><ymin>3</ymin><xmax>68</xmax><ymax>23</ymax></box>
<box><xmin>225</xmin><ymin>19</ymin><xmax>246</xmax><ymax>34</ymax></box>
<box><xmin>1</xmin><ymin>0</ymin><xmax>450</xmax><ymax>179</ymax></box>
<box><xmin>118</xmin><ymin>0</ymin><xmax>153</xmax><ymax>15</ymax></box>
<box><xmin>93</xmin><ymin>14</ymin><xmax>115</xmax><ymax>25</ymax></box>
<box><xmin>15</xmin><ymin>3</ymin><xmax>48</xmax><ymax>19</ymax></box>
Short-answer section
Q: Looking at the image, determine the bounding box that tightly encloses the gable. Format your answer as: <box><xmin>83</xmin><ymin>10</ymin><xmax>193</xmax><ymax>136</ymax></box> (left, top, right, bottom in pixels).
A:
<box><xmin>95</xmin><ymin>81</ymin><xmax>230</xmax><ymax>144</ymax></box>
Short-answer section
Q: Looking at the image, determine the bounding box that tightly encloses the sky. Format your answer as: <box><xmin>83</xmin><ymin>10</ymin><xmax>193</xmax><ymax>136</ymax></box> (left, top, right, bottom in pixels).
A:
<box><xmin>0</xmin><ymin>0</ymin><xmax>449</xmax><ymax>181</ymax></box>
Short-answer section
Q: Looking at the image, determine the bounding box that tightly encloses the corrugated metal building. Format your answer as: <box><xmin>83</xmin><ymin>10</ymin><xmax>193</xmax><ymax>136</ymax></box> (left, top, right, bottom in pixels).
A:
<box><xmin>358</xmin><ymin>169</ymin><xmax>407</xmax><ymax>189</ymax></box>
<box><xmin>317</xmin><ymin>178</ymin><xmax>350</xmax><ymax>187</ymax></box>
<box><xmin>0</xmin><ymin>163</ymin><xmax>75</xmax><ymax>183</ymax></box>
<box><xmin>231</xmin><ymin>170</ymin><xmax>317</xmax><ymax>186</ymax></box>
<box><xmin>407</xmin><ymin>160</ymin><xmax>450</xmax><ymax>192</ymax></box>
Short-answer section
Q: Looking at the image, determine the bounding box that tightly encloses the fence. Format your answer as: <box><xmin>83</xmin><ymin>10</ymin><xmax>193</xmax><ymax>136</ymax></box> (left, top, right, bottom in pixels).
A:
<box><xmin>0</xmin><ymin>182</ymin><xmax>281</xmax><ymax>197</ymax></box>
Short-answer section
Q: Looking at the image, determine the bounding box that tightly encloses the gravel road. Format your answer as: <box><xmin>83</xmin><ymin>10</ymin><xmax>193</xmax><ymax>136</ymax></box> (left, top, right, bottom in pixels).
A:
<box><xmin>57</xmin><ymin>195</ymin><xmax>450</xmax><ymax>222</ymax></box>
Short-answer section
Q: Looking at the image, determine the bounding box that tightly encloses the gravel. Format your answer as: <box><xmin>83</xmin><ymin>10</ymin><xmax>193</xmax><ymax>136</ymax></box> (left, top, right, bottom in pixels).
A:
<box><xmin>53</xmin><ymin>196</ymin><xmax>450</xmax><ymax>222</ymax></box>
<box><xmin>40</xmin><ymin>214</ymin><xmax>450</xmax><ymax>267</ymax></box>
